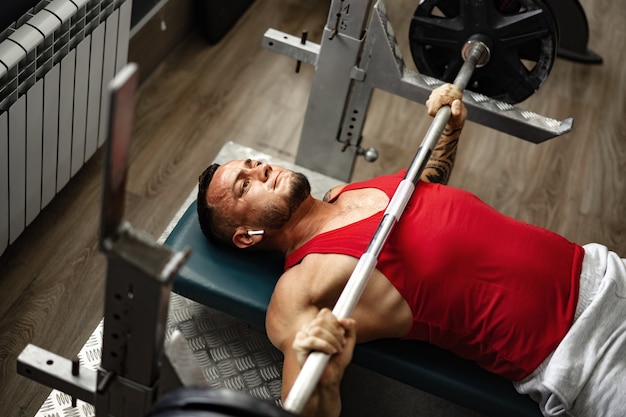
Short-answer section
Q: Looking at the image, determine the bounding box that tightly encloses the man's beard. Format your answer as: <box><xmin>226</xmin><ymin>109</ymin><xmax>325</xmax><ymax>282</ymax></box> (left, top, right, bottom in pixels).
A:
<box><xmin>262</xmin><ymin>171</ymin><xmax>311</xmax><ymax>230</ymax></box>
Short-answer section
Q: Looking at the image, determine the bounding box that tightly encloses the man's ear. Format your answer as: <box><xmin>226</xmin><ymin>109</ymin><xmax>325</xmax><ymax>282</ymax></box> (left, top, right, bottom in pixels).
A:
<box><xmin>232</xmin><ymin>227</ymin><xmax>262</xmax><ymax>249</ymax></box>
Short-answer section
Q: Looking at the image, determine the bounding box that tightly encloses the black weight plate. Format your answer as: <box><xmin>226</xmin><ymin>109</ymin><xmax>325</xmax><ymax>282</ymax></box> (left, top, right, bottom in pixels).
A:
<box><xmin>409</xmin><ymin>0</ymin><xmax>559</xmax><ymax>103</ymax></box>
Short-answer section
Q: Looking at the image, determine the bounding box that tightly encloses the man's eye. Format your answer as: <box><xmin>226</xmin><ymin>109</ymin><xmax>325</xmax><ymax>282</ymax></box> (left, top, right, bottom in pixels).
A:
<box><xmin>256</xmin><ymin>161</ymin><xmax>262</xmax><ymax>167</ymax></box>
<box><xmin>242</xmin><ymin>181</ymin><xmax>250</xmax><ymax>192</ymax></box>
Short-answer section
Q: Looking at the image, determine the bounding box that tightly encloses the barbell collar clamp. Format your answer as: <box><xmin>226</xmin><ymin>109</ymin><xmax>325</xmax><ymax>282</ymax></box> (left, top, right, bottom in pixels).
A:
<box><xmin>462</xmin><ymin>34</ymin><xmax>492</xmax><ymax>68</ymax></box>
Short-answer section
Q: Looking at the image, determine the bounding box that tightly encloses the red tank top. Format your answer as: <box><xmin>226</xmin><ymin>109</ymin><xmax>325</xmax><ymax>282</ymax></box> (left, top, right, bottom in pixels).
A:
<box><xmin>285</xmin><ymin>171</ymin><xmax>583</xmax><ymax>380</ymax></box>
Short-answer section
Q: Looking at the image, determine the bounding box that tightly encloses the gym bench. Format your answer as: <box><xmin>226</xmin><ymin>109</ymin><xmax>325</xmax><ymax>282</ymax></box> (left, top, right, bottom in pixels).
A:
<box><xmin>164</xmin><ymin>142</ymin><xmax>542</xmax><ymax>417</ymax></box>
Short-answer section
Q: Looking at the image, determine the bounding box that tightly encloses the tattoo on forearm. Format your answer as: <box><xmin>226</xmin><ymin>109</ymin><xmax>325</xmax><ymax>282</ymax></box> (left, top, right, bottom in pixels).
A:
<box><xmin>422</xmin><ymin>127</ymin><xmax>461</xmax><ymax>184</ymax></box>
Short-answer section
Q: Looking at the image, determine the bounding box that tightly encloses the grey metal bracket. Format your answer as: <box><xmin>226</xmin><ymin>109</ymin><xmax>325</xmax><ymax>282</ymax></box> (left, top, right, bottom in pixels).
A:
<box><xmin>17</xmin><ymin>344</ymin><xmax>98</xmax><ymax>404</ymax></box>
<box><xmin>17</xmin><ymin>63</ymin><xmax>192</xmax><ymax>417</ymax></box>
<box><xmin>94</xmin><ymin>222</ymin><xmax>190</xmax><ymax>417</ymax></box>
<box><xmin>262</xmin><ymin>0</ymin><xmax>573</xmax><ymax>181</ymax></box>
<box><xmin>17</xmin><ymin>240</ymin><xmax>192</xmax><ymax>416</ymax></box>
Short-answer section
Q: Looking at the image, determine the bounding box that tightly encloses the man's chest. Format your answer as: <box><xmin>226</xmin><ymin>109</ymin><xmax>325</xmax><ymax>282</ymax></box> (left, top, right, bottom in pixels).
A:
<box><xmin>322</xmin><ymin>188</ymin><xmax>389</xmax><ymax>232</ymax></box>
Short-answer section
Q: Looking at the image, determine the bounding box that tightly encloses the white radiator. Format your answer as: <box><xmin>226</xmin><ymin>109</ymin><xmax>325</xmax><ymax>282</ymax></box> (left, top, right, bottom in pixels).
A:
<box><xmin>0</xmin><ymin>0</ymin><xmax>132</xmax><ymax>257</ymax></box>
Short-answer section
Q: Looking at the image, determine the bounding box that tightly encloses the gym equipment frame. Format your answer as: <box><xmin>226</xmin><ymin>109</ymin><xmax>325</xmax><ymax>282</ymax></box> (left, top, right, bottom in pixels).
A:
<box><xmin>262</xmin><ymin>0</ymin><xmax>574</xmax><ymax>181</ymax></box>
<box><xmin>16</xmin><ymin>64</ymin><xmax>195</xmax><ymax>417</ymax></box>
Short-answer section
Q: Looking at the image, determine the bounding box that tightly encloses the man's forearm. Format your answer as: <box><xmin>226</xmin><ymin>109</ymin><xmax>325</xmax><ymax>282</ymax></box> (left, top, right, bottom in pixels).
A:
<box><xmin>421</xmin><ymin>123</ymin><xmax>462</xmax><ymax>184</ymax></box>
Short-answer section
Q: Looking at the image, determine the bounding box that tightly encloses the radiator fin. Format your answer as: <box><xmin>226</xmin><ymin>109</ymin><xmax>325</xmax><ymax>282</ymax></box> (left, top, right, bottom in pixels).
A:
<box><xmin>0</xmin><ymin>0</ymin><xmax>132</xmax><ymax>256</ymax></box>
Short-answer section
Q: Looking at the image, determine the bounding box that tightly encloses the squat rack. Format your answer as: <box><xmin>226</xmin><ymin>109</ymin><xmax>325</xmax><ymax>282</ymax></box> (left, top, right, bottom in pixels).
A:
<box><xmin>262</xmin><ymin>0</ymin><xmax>574</xmax><ymax>181</ymax></box>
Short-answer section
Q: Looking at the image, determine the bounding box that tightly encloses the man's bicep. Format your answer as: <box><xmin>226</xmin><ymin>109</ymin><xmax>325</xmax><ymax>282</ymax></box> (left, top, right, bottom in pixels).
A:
<box><xmin>266</xmin><ymin>280</ymin><xmax>317</xmax><ymax>350</ymax></box>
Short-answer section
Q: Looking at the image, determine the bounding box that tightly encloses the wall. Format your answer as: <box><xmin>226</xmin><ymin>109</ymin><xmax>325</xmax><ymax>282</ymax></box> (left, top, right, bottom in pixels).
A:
<box><xmin>128</xmin><ymin>0</ymin><xmax>196</xmax><ymax>84</ymax></box>
<box><xmin>132</xmin><ymin>0</ymin><xmax>161</xmax><ymax>27</ymax></box>
<box><xmin>1</xmin><ymin>1</ymin><xmax>41</xmax><ymax>34</ymax></box>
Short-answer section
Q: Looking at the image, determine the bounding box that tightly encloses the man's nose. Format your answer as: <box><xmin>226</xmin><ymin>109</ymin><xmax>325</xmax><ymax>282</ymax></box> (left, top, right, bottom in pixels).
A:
<box><xmin>251</xmin><ymin>163</ymin><xmax>271</xmax><ymax>181</ymax></box>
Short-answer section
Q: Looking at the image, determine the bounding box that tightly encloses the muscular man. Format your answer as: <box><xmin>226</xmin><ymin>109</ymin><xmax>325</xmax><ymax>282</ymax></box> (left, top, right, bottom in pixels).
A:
<box><xmin>197</xmin><ymin>84</ymin><xmax>626</xmax><ymax>417</ymax></box>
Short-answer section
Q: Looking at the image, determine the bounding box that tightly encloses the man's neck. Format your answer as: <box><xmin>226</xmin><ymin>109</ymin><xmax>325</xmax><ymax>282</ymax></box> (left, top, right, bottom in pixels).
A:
<box><xmin>271</xmin><ymin>197</ymin><xmax>342</xmax><ymax>255</ymax></box>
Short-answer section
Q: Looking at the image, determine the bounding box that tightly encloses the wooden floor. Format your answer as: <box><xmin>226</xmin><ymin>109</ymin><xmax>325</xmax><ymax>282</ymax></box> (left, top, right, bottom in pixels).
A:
<box><xmin>1</xmin><ymin>0</ymin><xmax>624</xmax><ymax>415</ymax></box>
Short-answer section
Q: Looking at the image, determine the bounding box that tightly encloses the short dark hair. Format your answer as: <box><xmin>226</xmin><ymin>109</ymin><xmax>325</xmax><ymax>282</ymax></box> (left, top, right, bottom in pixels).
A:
<box><xmin>197</xmin><ymin>163</ymin><xmax>229</xmax><ymax>245</ymax></box>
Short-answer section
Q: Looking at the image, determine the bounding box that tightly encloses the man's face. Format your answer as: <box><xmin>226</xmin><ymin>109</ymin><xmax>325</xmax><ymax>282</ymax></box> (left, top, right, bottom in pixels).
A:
<box><xmin>205</xmin><ymin>159</ymin><xmax>311</xmax><ymax>231</ymax></box>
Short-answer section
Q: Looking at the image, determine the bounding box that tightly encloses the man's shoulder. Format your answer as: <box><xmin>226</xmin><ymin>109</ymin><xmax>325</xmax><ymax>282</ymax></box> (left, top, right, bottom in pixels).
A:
<box><xmin>286</xmin><ymin>252</ymin><xmax>358</xmax><ymax>279</ymax></box>
<box><xmin>266</xmin><ymin>263</ymin><xmax>324</xmax><ymax>349</ymax></box>
<box><xmin>277</xmin><ymin>253</ymin><xmax>358</xmax><ymax>309</ymax></box>
<box><xmin>274</xmin><ymin>257</ymin><xmax>327</xmax><ymax>298</ymax></box>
